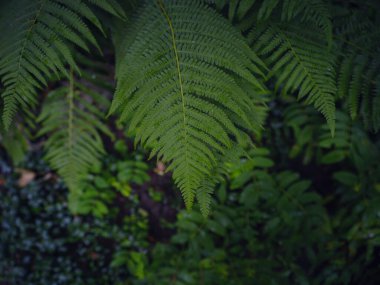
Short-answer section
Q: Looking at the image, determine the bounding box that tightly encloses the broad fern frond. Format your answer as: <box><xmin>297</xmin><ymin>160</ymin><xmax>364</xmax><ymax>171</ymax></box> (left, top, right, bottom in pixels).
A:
<box><xmin>37</xmin><ymin>71</ymin><xmax>112</xmax><ymax>204</ymax></box>
<box><xmin>0</xmin><ymin>0</ymin><xmax>123</xmax><ymax>128</ymax></box>
<box><xmin>110</xmin><ymin>0</ymin><xmax>267</xmax><ymax>209</ymax></box>
<box><xmin>249</xmin><ymin>22</ymin><xmax>336</xmax><ymax>133</ymax></box>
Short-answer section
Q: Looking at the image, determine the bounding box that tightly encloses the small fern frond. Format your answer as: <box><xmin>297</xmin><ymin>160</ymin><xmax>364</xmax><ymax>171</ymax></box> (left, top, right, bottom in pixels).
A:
<box><xmin>0</xmin><ymin>0</ymin><xmax>121</xmax><ymax>128</ymax></box>
<box><xmin>37</xmin><ymin>70</ymin><xmax>112</xmax><ymax>199</ymax></box>
<box><xmin>338</xmin><ymin>52</ymin><xmax>380</xmax><ymax>132</ymax></box>
<box><xmin>110</xmin><ymin>0</ymin><xmax>267</xmax><ymax>209</ymax></box>
<box><xmin>249</xmin><ymin>22</ymin><xmax>336</xmax><ymax>133</ymax></box>
<box><xmin>335</xmin><ymin>7</ymin><xmax>380</xmax><ymax>132</ymax></box>
<box><xmin>210</xmin><ymin>0</ymin><xmax>332</xmax><ymax>42</ymax></box>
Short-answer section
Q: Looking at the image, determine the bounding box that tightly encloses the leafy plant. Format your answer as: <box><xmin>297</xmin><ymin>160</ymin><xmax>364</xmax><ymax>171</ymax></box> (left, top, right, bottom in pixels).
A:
<box><xmin>2</xmin><ymin>105</ymin><xmax>380</xmax><ymax>285</ymax></box>
<box><xmin>0</xmin><ymin>151</ymin><xmax>149</xmax><ymax>285</ymax></box>
<box><xmin>0</xmin><ymin>0</ymin><xmax>379</xmax><ymax>214</ymax></box>
<box><xmin>0</xmin><ymin>0</ymin><xmax>124</xmax><ymax>127</ymax></box>
<box><xmin>37</xmin><ymin>72</ymin><xmax>113</xmax><ymax>209</ymax></box>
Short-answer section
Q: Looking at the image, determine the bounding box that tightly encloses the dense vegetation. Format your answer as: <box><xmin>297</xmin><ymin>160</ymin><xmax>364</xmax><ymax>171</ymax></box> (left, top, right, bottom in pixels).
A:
<box><xmin>0</xmin><ymin>0</ymin><xmax>379</xmax><ymax>284</ymax></box>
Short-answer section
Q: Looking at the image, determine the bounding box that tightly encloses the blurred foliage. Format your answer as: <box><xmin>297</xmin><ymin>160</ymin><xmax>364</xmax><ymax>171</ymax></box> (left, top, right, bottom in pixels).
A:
<box><xmin>0</xmin><ymin>148</ymin><xmax>149</xmax><ymax>285</ymax></box>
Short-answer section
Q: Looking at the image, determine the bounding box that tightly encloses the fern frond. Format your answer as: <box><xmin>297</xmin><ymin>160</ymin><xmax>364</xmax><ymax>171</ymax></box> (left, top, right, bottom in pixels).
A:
<box><xmin>209</xmin><ymin>0</ymin><xmax>332</xmax><ymax>42</ymax></box>
<box><xmin>0</xmin><ymin>0</ymin><xmax>121</xmax><ymax>128</ymax></box>
<box><xmin>338</xmin><ymin>52</ymin><xmax>380</xmax><ymax>132</ymax></box>
<box><xmin>334</xmin><ymin>7</ymin><xmax>380</xmax><ymax>132</ymax></box>
<box><xmin>249</xmin><ymin>22</ymin><xmax>336</xmax><ymax>133</ymax></box>
<box><xmin>110</xmin><ymin>0</ymin><xmax>266</xmax><ymax>209</ymax></box>
<box><xmin>37</xmin><ymin>70</ymin><xmax>112</xmax><ymax>201</ymax></box>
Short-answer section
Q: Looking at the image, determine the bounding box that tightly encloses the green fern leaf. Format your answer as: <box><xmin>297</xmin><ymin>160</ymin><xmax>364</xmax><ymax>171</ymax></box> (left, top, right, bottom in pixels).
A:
<box><xmin>335</xmin><ymin>7</ymin><xmax>380</xmax><ymax>132</ymax></box>
<box><xmin>37</xmin><ymin>71</ymin><xmax>112</xmax><ymax>203</ymax></box>
<box><xmin>0</xmin><ymin>0</ymin><xmax>121</xmax><ymax>128</ymax></box>
<box><xmin>249</xmin><ymin>22</ymin><xmax>336</xmax><ymax>134</ymax></box>
<box><xmin>110</xmin><ymin>0</ymin><xmax>267</xmax><ymax>209</ymax></box>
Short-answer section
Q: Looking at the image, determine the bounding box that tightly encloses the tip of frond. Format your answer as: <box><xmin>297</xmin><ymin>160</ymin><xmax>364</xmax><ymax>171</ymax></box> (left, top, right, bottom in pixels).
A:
<box><xmin>105</xmin><ymin>109</ymin><xmax>114</xmax><ymax>119</ymax></box>
<box><xmin>1</xmin><ymin>103</ymin><xmax>17</xmax><ymax>131</ymax></box>
<box><xmin>325</xmin><ymin>105</ymin><xmax>336</xmax><ymax>138</ymax></box>
<box><xmin>181</xmin><ymin>186</ymin><xmax>195</xmax><ymax>210</ymax></box>
<box><xmin>196</xmin><ymin>185</ymin><xmax>213</xmax><ymax>217</ymax></box>
<box><xmin>117</xmin><ymin>10</ymin><xmax>127</xmax><ymax>21</ymax></box>
<box><xmin>328</xmin><ymin>118</ymin><xmax>336</xmax><ymax>137</ymax></box>
<box><xmin>184</xmin><ymin>197</ymin><xmax>194</xmax><ymax>210</ymax></box>
<box><xmin>199</xmin><ymin>204</ymin><xmax>210</xmax><ymax>218</ymax></box>
<box><xmin>107</xmin><ymin>100</ymin><xmax>120</xmax><ymax>118</ymax></box>
<box><xmin>330</xmin><ymin>127</ymin><xmax>335</xmax><ymax>138</ymax></box>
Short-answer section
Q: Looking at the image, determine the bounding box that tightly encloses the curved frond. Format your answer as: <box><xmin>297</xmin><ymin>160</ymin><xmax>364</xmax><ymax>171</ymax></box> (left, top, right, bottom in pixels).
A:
<box><xmin>0</xmin><ymin>0</ymin><xmax>121</xmax><ymax>128</ymax></box>
<box><xmin>37</xmin><ymin>71</ymin><xmax>112</xmax><ymax>199</ymax></box>
<box><xmin>335</xmin><ymin>7</ymin><xmax>380</xmax><ymax>132</ymax></box>
<box><xmin>249</xmin><ymin>22</ymin><xmax>336</xmax><ymax>133</ymax></box>
<box><xmin>110</xmin><ymin>0</ymin><xmax>267</xmax><ymax>209</ymax></box>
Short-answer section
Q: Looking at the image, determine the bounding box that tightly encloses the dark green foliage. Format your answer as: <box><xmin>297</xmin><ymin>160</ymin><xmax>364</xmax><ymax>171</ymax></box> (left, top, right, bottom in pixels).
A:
<box><xmin>137</xmin><ymin>136</ymin><xmax>380</xmax><ymax>284</ymax></box>
<box><xmin>142</xmin><ymin>97</ymin><xmax>380</xmax><ymax>283</ymax></box>
<box><xmin>1</xmin><ymin>0</ymin><xmax>380</xmax><ymax>283</ymax></box>
<box><xmin>1</xmin><ymin>103</ymin><xmax>380</xmax><ymax>284</ymax></box>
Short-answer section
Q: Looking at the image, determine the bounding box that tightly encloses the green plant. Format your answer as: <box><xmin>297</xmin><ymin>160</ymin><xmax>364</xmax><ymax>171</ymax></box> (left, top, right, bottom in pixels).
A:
<box><xmin>0</xmin><ymin>151</ymin><xmax>149</xmax><ymax>285</ymax></box>
<box><xmin>0</xmin><ymin>0</ymin><xmax>124</xmax><ymax>127</ymax></box>
<box><xmin>37</xmin><ymin>72</ymin><xmax>113</xmax><ymax>206</ymax></box>
<box><xmin>0</xmin><ymin>0</ymin><xmax>379</xmax><ymax>214</ymax></box>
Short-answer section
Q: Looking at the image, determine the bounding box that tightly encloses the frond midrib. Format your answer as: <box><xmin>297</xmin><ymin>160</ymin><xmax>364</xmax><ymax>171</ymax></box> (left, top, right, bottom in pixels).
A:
<box><xmin>158</xmin><ymin>0</ymin><xmax>194</xmax><ymax>206</ymax></box>
<box><xmin>67</xmin><ymin>68</ymin><xmax>75</xmax><ymax>172</ymax></box>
